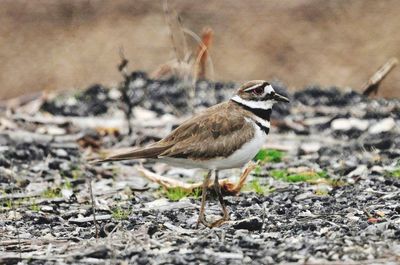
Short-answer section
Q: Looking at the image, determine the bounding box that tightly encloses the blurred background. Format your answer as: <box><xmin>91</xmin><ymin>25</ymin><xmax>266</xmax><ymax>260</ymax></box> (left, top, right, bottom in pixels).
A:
<box><xmin>1</xmin><ymin>0</ymin><xmax>399</xmax><ymax>99</ymax></box>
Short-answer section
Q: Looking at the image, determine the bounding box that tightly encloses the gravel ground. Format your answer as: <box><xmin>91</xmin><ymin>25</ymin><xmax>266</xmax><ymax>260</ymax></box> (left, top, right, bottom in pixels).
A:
<box><xmin>1</xmin><ymin>73</ymin><xmax>399</xmax><ymax>264</ymax></box>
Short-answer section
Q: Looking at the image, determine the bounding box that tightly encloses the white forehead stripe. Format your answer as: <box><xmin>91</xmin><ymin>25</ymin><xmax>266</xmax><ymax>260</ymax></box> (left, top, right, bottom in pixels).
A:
<box><xmin>231</xmin><ymin>95</ymin><xmax>274</xmax><ymax>110</ymax></box>
<box><xmin>243</xmin><ymin>83</ymin><xmax>265</xmax><ymax>92</ymax></box>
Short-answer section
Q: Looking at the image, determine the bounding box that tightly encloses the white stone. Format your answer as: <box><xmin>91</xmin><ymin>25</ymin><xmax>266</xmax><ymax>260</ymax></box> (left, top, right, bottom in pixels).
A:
<box><xmin>41</xmin><ymin>205</ymin><xmax>53</xmax><ymax>212</ymax></box>
<box><xmin>368</xmin><ymin>117</ymin><xmax>396</xmax><ymax>134</ymax></box>
<box><xmin>347</xmin><ymin>165</ymin><xmax>368</xmax><ymax>178</ymax></box>
<box><xmin>300</xmin><ymin>142</ymin><xmax>321</xmax><ymax>153</ymax></box>
<box><xmin>133</xmin><ymin>106</ymin><xmax>157</xmax><ymax>120</ymax></box>
<box><xmin>331</xmin><ymin>118</ymin><xmax>369</xmax><ymax>131</ymax></box>
<box><xmin>55</xmin><ymin>149</ymin><xmax>68</xmax><ymax>157</ymax></box>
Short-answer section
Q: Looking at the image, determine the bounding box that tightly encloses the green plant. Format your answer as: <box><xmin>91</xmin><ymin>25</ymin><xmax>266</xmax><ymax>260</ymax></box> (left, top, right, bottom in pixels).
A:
<box><xmin>314</xmin><ymin>189</ymin><xmax>329</xmax><ymax>196</ymax></box>
<box><xmin>161</xmin><ymin>187</ymin><xmax>202</xmax><ymax>201</ymax></box>
<box><xmin>42</xmin><ymin>188</ymin><xmax>61</xmax><ymax>198</ymax></box>
<box><xmin>245</xmin><ymin>178</ymin><xmax>272</xmax><ymax>195</ymax></box>
<box><xmin>191</xmin><ymin>188</ymin><xmax>202</xmax><ymax>199</ymax></box>
<box><xmin>254</xmin><ymin>149</ymin><xmax>284</xmax><ymax>163</ymax></box>
<box><xmin>164</xmin><ymin>187</ymin><xmax>191</xmax><ymax>201</ymax></box>
<box><xmin>270</xmin><ymin>169</ymin><xmax>330</xmax><ymax>183</ymax></box>
<box><xmin>111</xmin><ymin>206</ymin><xmax>131</xmax><ymax>220</ymax></box>
<box><xmin>71</xmin><ymin>169</ymin><xmax>82</xmax><ymax>180</ymax></box>
<box><xmin>253</xmin><ymin>165</ymin><xmax>262</xmax><ymax>175</ymax></box>
<box><xmin>389</xmin><ymin>169</ymin><xmax>400</xmax><ymax>178</ymax></box>
<box><xmin>30</xmin><ymin>202</ymin><xmax>40</xmax><ymax>212</ymax></box>
<box><xmin>63</xmin><ymin>179</ymin><xmax>73</xmax><ymax>190</ymax></box>
<box><xmin>5</xmin><ymin>199</ymin><xmax>12</xmax><ymax>209</ymax></box>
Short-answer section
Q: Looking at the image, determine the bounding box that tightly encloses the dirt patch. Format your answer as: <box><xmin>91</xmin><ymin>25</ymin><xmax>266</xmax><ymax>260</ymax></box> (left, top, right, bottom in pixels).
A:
<box><xmin>1</xmin><ymin>0</ymin><xmax>400</xmax><ymax>99</ymax></box>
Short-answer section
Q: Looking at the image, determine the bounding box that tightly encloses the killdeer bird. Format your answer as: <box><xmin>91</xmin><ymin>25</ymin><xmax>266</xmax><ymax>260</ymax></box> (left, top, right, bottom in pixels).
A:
<box><xmin>95</xmin><ymin>80</ymin><xmax>289</xmax><ymax>228</ymax></box>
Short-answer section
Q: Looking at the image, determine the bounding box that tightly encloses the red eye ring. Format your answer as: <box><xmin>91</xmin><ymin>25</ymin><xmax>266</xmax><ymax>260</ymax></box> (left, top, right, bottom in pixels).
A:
<box><xmin>252</xmin><ymin>86</ymin><xmax>264</xmax><ymax>95</ymax></box>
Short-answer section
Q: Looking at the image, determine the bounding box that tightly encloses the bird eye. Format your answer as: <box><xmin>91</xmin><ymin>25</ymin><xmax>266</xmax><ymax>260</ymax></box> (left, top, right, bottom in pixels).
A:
<box><xmin>252</xmin><ymin>86</ymin><xmax>264</xmax><ymax>95</ymax></box>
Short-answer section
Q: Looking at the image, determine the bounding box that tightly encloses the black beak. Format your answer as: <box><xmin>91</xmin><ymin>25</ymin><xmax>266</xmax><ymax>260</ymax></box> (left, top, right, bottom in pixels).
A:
<box><xmin>273</xmin><ymin>93</ymin><xmax>290</xmax><ymax>103</ymax></box>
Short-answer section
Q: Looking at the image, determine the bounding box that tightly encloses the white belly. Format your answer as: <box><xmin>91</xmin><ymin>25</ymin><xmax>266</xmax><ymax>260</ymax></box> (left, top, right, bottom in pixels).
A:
<box><xmin>158</xmin><ymin>124</ymin><xmax>267</xmax><ymax>170</ymax></box>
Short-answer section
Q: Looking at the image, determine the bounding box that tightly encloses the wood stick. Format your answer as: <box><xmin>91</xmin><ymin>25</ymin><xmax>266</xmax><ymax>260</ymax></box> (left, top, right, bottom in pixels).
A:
<box><xmin>195</xmin><ymin>27</ymin><xmax>213</xmax><ymax>80</ymax></box>
<box><xmin>135</xmin><ymin>161</ymin><xmax>256</xmax><ymax>195</ymax></box>
<box><xmin>362</xmin><ymin>57</ymin><xmax>398</xmax><ymax>96</ymax></box>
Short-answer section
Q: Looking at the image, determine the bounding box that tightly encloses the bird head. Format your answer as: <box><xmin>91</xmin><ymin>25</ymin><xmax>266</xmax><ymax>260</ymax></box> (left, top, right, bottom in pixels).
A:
<box><xmin>232</xmin><ymin>80</ymin><xmax>289</xmax><ymax>109</ymax></box>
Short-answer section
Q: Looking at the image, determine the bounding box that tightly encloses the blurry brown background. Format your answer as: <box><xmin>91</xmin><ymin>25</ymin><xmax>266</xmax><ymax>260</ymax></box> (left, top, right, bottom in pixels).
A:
<box><xmin>1</xmin><ymin>0</ymin><xmax>399</xmax><ymax>99</ymax></box>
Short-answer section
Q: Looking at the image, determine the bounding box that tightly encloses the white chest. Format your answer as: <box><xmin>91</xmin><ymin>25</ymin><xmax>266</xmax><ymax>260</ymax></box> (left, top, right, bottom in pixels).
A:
<box><xmin>209</xmin><ymin>123</ymin><xmax>267</xmax><ymax>169</ymax></box>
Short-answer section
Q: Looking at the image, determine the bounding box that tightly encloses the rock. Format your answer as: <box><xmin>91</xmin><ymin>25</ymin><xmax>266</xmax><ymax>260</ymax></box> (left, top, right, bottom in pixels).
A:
<box><xmin>364</xmin><ymin>138</ymin><xmax>393</xmax><ymax>150</ymax></box>
<box><xmin>368</xmin><ymin>117</ymin><xmax>396</xmax><ymax>134</ymax></box>
<box><xmin>347</xmin><ymin>165</ymin><xmax>368</xmax><ymax>178</ymax></box>
<box><xmin>370</xmin><ymin>166</ymin><xmax>385</xmax><ymax>174</ymax></box>
<box><xmin>295</xmin><ymin>192</ymin><xmax>315</xmax><ymax>201</ymax></box>
<box><xmin>54</xmin><ymin>149</ymin><xmax>68</xmax><ymax>158</ymax></box>
<box><xmin>36</xmin><ymin>125</ymin><xmax>66</xmax><ymax>135</ymax></box>
<box><xmin>0</xmin><ymin>167</ymin><xmax>14</xmax><ymax>183</ymax></box>
<box><xmin>232</xmin><ymin>217</ymin><xmax>263</xmax><ymax>231</ymax></box>
<box><xmin>141</xmin><ymin>198</ymin><xmax>196</xmax><ymax>212</ymax></box>
<box><xmin>40</xmin><ymin>205</ymin><xmax>53</xmax><ymax>212</ymax></box>
<box><xmin>133</xmin><ymin>107</ymin><xmax>157</xmax><ymax>120</ymax></box>
<box><xmin>331</xmin><ymin>118</ymin><xmax>369</xmax><ymax>131</ymax></box>
<box><xmin>300</xmin><ymin>142</ymin><xmax>321</xmax><ymax>154</ymax></box>
<box><xmin>303</xmin><ymin>116</ymin><xmax>332</xmax><ymax>126</ymax></box>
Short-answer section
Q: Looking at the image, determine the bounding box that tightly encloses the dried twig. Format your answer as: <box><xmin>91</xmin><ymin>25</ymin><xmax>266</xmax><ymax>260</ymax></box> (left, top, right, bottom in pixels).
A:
<box><xmin>362</xmin><ymin>57</ymin><xmax>398</xmax><ymax>96</ymax></box>
<box><xmin>135</xmin><ymin>161</ymin><xmax>256</xmax><ymax>195</ymax></box>
<box><xmin>182</xmin><ymin>27</ymin><xmax>215</xmax><ymax>82</ymax></box>
<box><xmin>118</xmin><ymin>46</ymin><xmax>129</xmax><ymax>78</ymax></box>
<box><xmin>163</xmin><ymin>0</ymin><xmax>183</xmax><ymax>66</ymax></box>
<box><xmin>194</xmin><ymin>27</ymin><xmax>213</xmax><ymax>80</ymax></box>
<box><xmin>87</xmin><ymin>171</ymin><xmax>99</xmax><ymax>240</ymax></box>
<box><xmin>118</xmin><ymin>47</ymin><xmax>134</xmax><ymax>135</ymax></box>
<box><xmin>10</xmin><ymin>183</ymin><xmax>22</xmax><ymax>261</ymax></box>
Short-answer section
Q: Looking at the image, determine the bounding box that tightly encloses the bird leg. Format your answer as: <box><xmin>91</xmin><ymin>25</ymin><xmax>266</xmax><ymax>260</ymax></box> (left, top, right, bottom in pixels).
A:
<box><xmin>196</xmin><ymin>170</ymin><xmax>212</xmax><ymax>228</ymax></box>
<box><xmin>210</xmin><ymin>170</ymin><xmax>230</xmax><ymax>227</ymax></box>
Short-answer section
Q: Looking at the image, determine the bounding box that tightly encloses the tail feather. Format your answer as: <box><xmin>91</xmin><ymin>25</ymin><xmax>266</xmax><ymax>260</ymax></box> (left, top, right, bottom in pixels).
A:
<box><xmin>90</xmin><ymin>145</ymin><xmax>170</xmax><ymax>164</ymax></box>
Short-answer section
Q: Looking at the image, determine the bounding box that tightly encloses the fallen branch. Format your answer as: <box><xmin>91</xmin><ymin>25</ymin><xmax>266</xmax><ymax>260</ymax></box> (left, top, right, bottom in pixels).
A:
<box><xmin>135</xmin><ymin>161</ymin><xmax>257</xmax><ymax>195</ymax></box>
<box><xmin>194</xmin><ymin>27</ymin><xmax>213</xmax><ymax>80</ymax></box>
<box><xmin>87</xmin><ymin>171</ymin><xmax>99</xmax><ymax>240</ymax></box>
<box><xmin>362</xmin><ymin>57</ymin><xmax>398</xmax><ymax>96</ymax></box>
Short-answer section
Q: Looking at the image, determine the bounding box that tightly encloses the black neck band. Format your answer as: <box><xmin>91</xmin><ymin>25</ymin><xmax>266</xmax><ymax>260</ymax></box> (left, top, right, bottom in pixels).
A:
<box><xmin>232</xmin><ymin>100</ymin><xmax>272</xmax><ymax>121</ymax></box>
<box><xmin>254</xmin><ymin>121</ymin><xmax>270</xmax><ymax>134</ymax></box>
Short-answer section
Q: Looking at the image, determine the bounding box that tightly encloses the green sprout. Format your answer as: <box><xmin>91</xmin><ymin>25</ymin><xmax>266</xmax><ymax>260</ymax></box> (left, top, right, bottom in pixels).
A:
<box><xmin>111</xmin><ymin>206</ymin><xmax>131</xmax><ymax>220</ymax></box>
<box><xmin>30</xmin><ymin>202</ymin><xmax>40</xmax><ymax>212</ymax></box>
<box><xmin>253</xmin><ymin>165</ymin><xmax>262</xmax><ymax>175</ymax></box>
<box><xmin>254</xmin><ymin>149</ymin><xmax>284</xmax><ymax>163</ymax></box>
<box><xmin>191</xmin><ymin>188</ymin><xmax>202</xmax><ymax>199</ymax></box>
<box><xmin>270</xmin><ymin>169</ymin><xmax>329</xmax><ymax>183</ymax></box>
<box><xmin>5</xmin><ymin>199</ymin><xmax>12</xmax><ymax>209</ymax></box>
<box><xmin>389</xmin><ymin>169</ymin><xmax>400</xmax><ymax>178</ymax></box>
<box><xmin>314</xmin><ymin>189</ymin><xmax>329</xmax><ymax>196</ymax></box>
<box><xmin>245</xmin><ymin>178</ymin><xmax>273</xmax><ymax>195</ymax></box>
<box><xmin>161</xmin><ymin>187</ymin><xmax>203</xmax><ymax>201</ymax></box>
<box><xmin>163</xmin><ymin>187</ymin><xmax>191</xmax><ymax>201</ymax></box>
<box><xmin>63</xmin><ymin>179</ymin><xmax>73</xmax><ymax>190</ymax></box>
<box><xmin>42</xmin><ymin>188</ymin><xmax>61</xmax><ymax>198</ymax></box>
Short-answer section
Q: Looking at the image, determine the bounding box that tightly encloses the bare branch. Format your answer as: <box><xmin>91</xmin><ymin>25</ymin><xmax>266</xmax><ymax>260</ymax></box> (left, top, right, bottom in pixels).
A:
<box><xmin>88</xmin><ymin>172</ymin><xmax>99</xmax><ymax>241</ymax></box>
<box><xmin>362</xmin><ymin>57</ymin><xmax>398</xmax><ymax>96</ymax></box>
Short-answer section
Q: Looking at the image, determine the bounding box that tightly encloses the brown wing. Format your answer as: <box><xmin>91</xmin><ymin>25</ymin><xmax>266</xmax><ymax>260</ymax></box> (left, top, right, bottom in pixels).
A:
<box><xmin>157</xmin><ymin>102</ymin><xmax>255</xmax><ymax>160</ymax></box>
<box><xmin>94</xmin><ymin>101</ymin><xmax>254</xmax><ymax>163</ymax></box>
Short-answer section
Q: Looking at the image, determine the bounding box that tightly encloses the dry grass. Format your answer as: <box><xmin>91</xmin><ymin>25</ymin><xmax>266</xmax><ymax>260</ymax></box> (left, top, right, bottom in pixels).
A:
<box><xmin>1</xmin><ymin>0</ymin><xmax>399</xmax><ymax>99</ymax></box>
